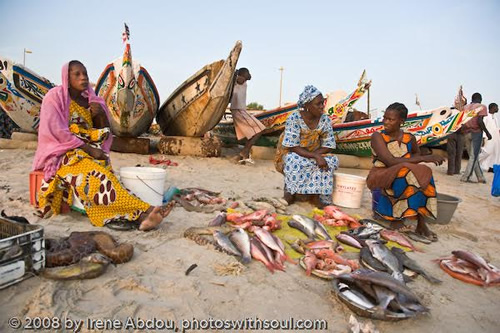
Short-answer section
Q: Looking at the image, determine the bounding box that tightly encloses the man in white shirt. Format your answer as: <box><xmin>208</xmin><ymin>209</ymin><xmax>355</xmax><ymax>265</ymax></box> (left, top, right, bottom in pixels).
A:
<box><xmin>479</xmin><ymin>103</ymin><xmax>500</xmax><ymax>172</ymax></box>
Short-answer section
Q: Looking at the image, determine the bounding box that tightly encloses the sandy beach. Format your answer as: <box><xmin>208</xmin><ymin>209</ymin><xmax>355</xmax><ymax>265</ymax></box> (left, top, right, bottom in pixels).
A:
<box><xmin>1</xmin><ymin>147</ymin><xmax>499</xmax><ymax>333</ymax></box>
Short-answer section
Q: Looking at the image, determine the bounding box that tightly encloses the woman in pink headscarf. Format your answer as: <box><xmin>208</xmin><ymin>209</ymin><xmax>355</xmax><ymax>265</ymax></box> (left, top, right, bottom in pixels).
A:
<box><xmin>33</xmin><ymin>61</ymin><xmax>171</xmax><ymax>231</ymax></box>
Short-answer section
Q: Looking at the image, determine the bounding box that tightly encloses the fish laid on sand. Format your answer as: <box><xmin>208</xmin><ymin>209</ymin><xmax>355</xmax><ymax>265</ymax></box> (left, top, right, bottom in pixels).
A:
<box><xmin>42</xmin><ymin>253</ymin><xmax>111</xmax><ymax>280</ymax></box>
<box><xmin>212</xmin><ymin>230</ymin><xmax>242</xmax><ymax>257</ymax></box>
<box><xmin>290</xmin><ymin>215</ymin><xmax>331</xmax><ymax>240</ymax></box>
<box><xmin>229</xmin><ymin>228</ymin><xmax>252</xmax><ymax>264</ymax></box>
<box><xmin>391</xmin><ymin>247</ymin><xmax>442</xmax><ymax>284</ymax></box>
<box><xmin>365</xmin><ymin>240</ymin><xmax>404</xmax><ymax>282</ymax></box>
<box><xmin>336</xmin><ymin>233</ymin><xmax>363</xmax><ymax>249</ymax></box>
<box><xmin>380</xmin><ymin>229</ymin><xmax>421</xmax><ymax>252</ymax></box>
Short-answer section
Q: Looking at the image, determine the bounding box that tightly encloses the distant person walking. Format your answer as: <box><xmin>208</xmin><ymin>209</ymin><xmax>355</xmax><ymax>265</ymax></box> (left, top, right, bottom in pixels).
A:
<box><xmin>446</xmin><ymin>127</ymin><xmax>465</xmax><ymax>175</ymax></box>
<box><xmin>229</xmin><ymin>68</ymin><xmax>266</xmax><ymax>164</ymax></box>
<box><xmin>460</xmin><ymin>93</ymin><xmax>492</xmax><ymax>183</ymax></box>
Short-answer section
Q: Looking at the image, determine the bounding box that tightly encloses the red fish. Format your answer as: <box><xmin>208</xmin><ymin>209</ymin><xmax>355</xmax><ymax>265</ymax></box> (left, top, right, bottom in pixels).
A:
<box><xmin>380</xmin><ymin>229</ymin><xmax>421</xmax><ymax>252</ymax></box>
<box><xmin>250</xmin><ymin>237</ymin><xmax>275</xmax><ymax>273</ymax></box>
<box><xmin>236</xmin><ymin>209</ymin><xmax>268</xmax><ymax>223</ymax></box>
<box><xmin>304</xmin><ymin>250</ymin><xmax>318</xmax><ymax>276</ymax></box>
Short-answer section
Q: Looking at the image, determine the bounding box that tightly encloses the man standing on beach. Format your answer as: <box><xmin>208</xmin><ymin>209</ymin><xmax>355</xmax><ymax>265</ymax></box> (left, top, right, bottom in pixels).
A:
<box><xmin>479</xmin><ymin>103</ymin><xmax>500</xmax><ymax>172</ymax></box>
<box><xmin>230</xmin><ymin>68</ymin><xmax>266</xmax><ymax>164</ymax></box>
<box><xmin>461</xmin><ymin>93</ymin><xmax>492</xmax><ymax>183</ymax></box>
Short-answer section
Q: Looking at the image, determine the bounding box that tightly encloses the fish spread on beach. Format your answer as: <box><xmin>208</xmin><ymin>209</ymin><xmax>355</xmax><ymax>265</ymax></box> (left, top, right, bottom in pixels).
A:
<box><xmin>289</xmin><ymin>215</ymin><xmax>317</xmax><ymax>239</ymax></box>
<box><xmin>380</xmin><ymin>229</ymin><xmax>420</xmax><ymax>252</ymax></box>
<box><xmin>213</xmin><ymin>230</ymin><xmax>242</xmax><ymax>257</ymax></box>
<box><xmin>229</xmin><ymin>228</ymin><xmax>252</xmax><ymax>264</ymax></box>
<box><xmin>336</xmin><ymin>233</ymin><xmax>363</xmax><ymax>249</ymax></box>
<box><xmin>42</xmin><ymin>253</ymin><xmax>111</xmax><ymax>280</ymax></box>
<box><xmin>391</xmin><ymin>247</ymin><xmax>442</xmax><ymax>284</ymax></box>
<box><xmin>365</xmin><ymin>240</ymin><xmax>404</xmax><ymax>282</ymax></box>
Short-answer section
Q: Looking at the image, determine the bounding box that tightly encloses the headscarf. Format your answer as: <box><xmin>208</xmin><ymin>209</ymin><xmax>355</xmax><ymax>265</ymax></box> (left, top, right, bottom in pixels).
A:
<box><xmin>297</xmin><ymin>85</ymin><xmax>322</xmax><ymax>109</ymax></box>
<box><xmin>32</xmin><ymin>62</ymin><xmax>112</xmax><ymax>181</ymax></box>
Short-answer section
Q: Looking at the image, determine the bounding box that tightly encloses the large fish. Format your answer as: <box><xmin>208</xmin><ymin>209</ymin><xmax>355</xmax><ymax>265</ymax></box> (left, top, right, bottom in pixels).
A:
<box><xmin>336</xmin><ymin>233</ymin><xmax>363</xmax><ymax>249</ymax></box>
<box><xmin>452</xmin><ymin>250</ymin><xmax>500</xmax><ymax>285</ymax></box>
<box><xmin>212</xmin><ymin>230</ymin><xmax>241</xmax><ymax>257</ymax></box>
<box><xmin>250</xmin><ymin>237</ymin><xmax>275</xmax><ymax>273</ymax></box>
<box><xmin>339</xmin><ymin>269</ymin><xmax>420</xmax><ymax>303</ymax></box>
<box><xmin>365</xmin><ymin>240</ymin><xmax>404</xmax><ymax>282</ymax></box>
<box><xmin>41</xmin><ymin>253</ymin><xmax>111</xmax><ymax>280</ymax></box>
<box><xmin>229</xmin><ymin>228</ymin><xmax>252</xmax><ymax>264</ymax></box>
<box><xmin>380</xmin><ymin>229</ymin><xmax>421</xmax><ymax>252</ymax></box>
<box><xmin>337</xmin><ymin>282</ymin><xmax>375</xmax><ymax>309</ymax></box>
<box><xmin>391</xmin><ymin>247</ymin><xmax>442</xmax><ymax>284</ymax></box>
<box><xmin>360</xmin><ymin>247</ymin><xmax>388</xmax><ymax>272</ymax></box>
<box><xmin>291</xmin><ymin>215</ymin><xmax>331</xmax><ymax>240</ymax></box>
<box><xmin>289</xmin><ymin>215</ymin><xmax>316</xmax><ymax>239</ymax></box>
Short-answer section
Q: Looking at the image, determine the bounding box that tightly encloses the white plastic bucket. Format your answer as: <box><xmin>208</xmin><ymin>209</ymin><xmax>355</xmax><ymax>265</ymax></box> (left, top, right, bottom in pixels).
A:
<box><xmin>332</xmin><ymin>173</ymin><xmax>366</xmax><ymax>208</ymax></box>
<box><xmin>119</xmin><ymin>167</ymin><xmax>166</xmax><ymax>206</ymax></box>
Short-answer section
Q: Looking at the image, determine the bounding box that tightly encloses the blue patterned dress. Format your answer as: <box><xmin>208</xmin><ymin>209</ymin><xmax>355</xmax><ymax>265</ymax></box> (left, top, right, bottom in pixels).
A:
<box><xmin>281</xmin><ymin>111</ymin><xmax>339</xmax><ymax>195</ymax></box>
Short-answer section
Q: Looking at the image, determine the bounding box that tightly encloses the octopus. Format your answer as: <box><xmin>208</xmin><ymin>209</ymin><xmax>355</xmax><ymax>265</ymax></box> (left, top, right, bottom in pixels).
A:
<box><xmin>45</xmin><ymin>231</ymin><xmax>134</xmax><ymax>267</ymax></box>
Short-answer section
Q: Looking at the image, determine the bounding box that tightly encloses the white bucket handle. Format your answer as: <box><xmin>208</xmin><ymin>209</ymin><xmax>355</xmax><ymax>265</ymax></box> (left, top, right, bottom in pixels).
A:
<box><xmin>135</xmin><ymin>175</ymin><xmax>163</xmax><ymax>197</ymax></box>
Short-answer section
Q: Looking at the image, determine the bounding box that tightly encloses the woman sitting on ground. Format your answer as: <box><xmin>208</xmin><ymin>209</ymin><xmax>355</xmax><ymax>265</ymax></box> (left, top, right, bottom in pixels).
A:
<box><xmin>367</xmin><ymin>102</ymin><xmax>445</xmax><ymax>241</ymax></box>
<box><xmin>274</xmin><ymin>85</ymin><xmax>339</xmax><ymax>208</ymax></box>
<box><xmin>32</xmin><ymin>60</ymin><xmax>172</xmax><ymax>231</ymax></box>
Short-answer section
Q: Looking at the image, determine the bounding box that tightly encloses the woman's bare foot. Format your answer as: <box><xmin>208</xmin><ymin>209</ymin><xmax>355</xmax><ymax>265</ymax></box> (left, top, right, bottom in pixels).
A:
<box><xmin>415</xmin><ymin>216</ymin><xmax>438</xmax><ymax>241</ymax></box>
<box><xmin>284</xmin><ymin>191</ymin><xmax>295</xmax><ymax>205</ymax></box>
<box><xmin>139</xmin><ymin>202</ymin><xmax>175</xmax><ymax>231</ymax></box>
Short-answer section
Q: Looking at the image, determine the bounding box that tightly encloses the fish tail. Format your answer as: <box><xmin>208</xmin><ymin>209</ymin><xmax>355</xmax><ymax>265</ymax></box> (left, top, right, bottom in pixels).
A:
<box><xmin>423</xmin><ymin>274</ymin><xmax>442</xmax><ymax>284</ymax></box>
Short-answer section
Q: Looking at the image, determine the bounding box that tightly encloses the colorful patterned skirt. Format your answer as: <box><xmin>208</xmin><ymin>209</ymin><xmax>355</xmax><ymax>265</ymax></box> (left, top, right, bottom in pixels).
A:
<box><xmin>373</xmin><ymin>166</ymin><xmax>437</xmax><ymax>221</ymax></box>
<box><xmin>283</xmin><ymin>152</ymin><xmax>338</xmax><ymax>195</ymax></box>
<box><xmin>38</xmin><ymin>149</ymin><xmax>150</xmax><ymax>227</ymax></box>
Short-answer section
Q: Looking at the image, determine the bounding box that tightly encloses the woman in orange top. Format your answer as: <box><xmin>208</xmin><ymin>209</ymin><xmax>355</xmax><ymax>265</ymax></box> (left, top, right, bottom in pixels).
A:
<box><xmin>367</xmin><ymin>102</ymin><xmax>445</xmax><ymax>241</ymax></box>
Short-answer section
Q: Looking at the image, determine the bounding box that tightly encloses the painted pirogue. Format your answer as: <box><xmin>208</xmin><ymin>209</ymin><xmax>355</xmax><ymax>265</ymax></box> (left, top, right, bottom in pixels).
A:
<box><xmin>0</xmin><ymin>56</ymin><xmax>55</xmax><ymax>133</ymax></box>
<box><xmin>95</xmin><ymin>23</ymin><xmax>159</xmax><ymax>137</ymax></box>
<box><xmin>156</xmin><ymin>41</ymin><xmax>242</xmax><ymax>137</ymax></box>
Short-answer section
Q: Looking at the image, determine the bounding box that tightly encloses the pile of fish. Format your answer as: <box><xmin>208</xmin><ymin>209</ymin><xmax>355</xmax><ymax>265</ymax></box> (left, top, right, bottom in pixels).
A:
<box><xmin>184</xmin><ymin>212</ymin><xmax>293</xmax><ymax>273</ymax></box>
<box><xmin>174</xmin><ymin>188</ymin><xmax>227</xmax><ymax>212</ymax></box>
<box><xmin>334</xmin><ymin>269</ymin><xmax>429</xmax><ymax>320</ymax></box>
<box><xmin>436</xmin><ymin>250</ymin><xmax>500</xmax><ymax>286</ymax></box>
<box><xmin>289</xmin><ymin>214</ymin><xmax>332</xmax><ymax>240</ymax></box>
<box><xmin>300</xmin><ymin>240</ymin><xmax>360</xmax><ymax>278</ymax></box>
<box><xmin>314</xmin><ymin>206</ymin><xmax>362</xmax><ymax>228</ymax></box>
<box><xmin>360</xmin><ymin>240</ymin><xmax>441</xmax><ymax>284</ymax></box>
<box><xmin>226</xmin><ymin>209</ymin><xmax>281</xmax><ymax>231</ymax></box>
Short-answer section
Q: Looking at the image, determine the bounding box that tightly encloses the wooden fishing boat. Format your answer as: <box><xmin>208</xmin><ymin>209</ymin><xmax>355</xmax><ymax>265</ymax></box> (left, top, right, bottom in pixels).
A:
<box><xmin>0</xmin><ymin>56</ymin><xmax>54</xmax><ymax>133</ymax></box>
<box><xmin>214</xmin><ymin>100</ymin><xmax>483</xmax><ymax>157</ymax></box>
<box><xmin>95</xmin><ymin>24</ymin><xmax>160</xmax><ymax>137</ymax></box>
<box><xmin>213</xmin><ymin>75</ymin><xmax>371</xmax><ymax>147</ymax></box>
<box><xmin>156</xmin><ymin>41</ymin><xmax>242</xmax><ymax>137</ymax></box>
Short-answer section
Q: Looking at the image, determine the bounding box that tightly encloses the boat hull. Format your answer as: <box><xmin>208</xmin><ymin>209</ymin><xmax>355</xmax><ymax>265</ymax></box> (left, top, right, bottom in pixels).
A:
<box><xmin>0</xmin><ymin>57</ymin><xmax>54</xmax><ymax>133</ymax></box>
<box><xmin>95</xmin><ymin>61</ymin><xmax>159</xmax><ymax>137</ymax></box>
<box><xmin>213</xmin><ymin>106</ymin><xmax>482</xmax><ymax>156</ymax></box>
<box><xmin>157</xmin><ymin>41</ymin><xmax>242</xmax><ymax>137</ymax></box>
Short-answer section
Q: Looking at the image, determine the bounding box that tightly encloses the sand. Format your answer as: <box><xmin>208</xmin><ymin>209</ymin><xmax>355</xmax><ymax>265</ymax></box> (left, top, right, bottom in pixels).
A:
<box><xmin>0</xmin><ymin>147</ymin><xmax>499</xmax><ymax>333</ymax></box>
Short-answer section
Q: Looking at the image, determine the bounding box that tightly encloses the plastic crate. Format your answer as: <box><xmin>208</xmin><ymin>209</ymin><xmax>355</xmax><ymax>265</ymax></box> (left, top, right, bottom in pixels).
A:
<box><xmin>0</xmin><ymin>217</ymin><xmax>45</xmax><ymax>289</ymax></box>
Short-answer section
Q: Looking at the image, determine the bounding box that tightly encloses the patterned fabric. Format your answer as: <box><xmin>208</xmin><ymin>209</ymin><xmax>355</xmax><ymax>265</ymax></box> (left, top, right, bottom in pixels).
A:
<box><xmin>275</xmin><ymin>111</ymin><xmax>338</xmax><ymax>195</ymax></box>
<box><xmin>297</xmin><ymin>85</ymin><xmax>322</xmax><ymax>109</ymax></box>
<box><xmin>231</xmin><ymin>109</ymin><xmax>266</xmax><ymax>140</ymax></box>
<box><xmin>38</xmin><ymin>100</ymin><xmax>150</xmax><ymax>227</ymax></box>
<box><xmin>372</xmin><ymin>131</ymin><xmax>437</xmax><ymax>221</ymax></box>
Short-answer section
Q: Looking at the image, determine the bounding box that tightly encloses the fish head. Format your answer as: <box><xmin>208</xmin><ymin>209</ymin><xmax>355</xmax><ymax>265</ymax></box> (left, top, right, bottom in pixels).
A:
<box><xmin>83</xmin><ymin>253</ymin><xmax>112</xmax><ymax>265</ymax></box>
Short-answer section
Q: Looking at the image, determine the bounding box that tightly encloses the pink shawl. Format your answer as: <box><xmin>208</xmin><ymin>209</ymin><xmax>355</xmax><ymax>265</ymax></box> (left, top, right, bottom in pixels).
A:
<box><xmin>32</xmin><ymin>62</ymin><xmax>112</xmax><ymax>181</ymax></box>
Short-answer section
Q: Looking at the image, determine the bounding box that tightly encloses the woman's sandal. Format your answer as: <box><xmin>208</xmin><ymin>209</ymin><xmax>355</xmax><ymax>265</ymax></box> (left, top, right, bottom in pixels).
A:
<box><xmin>104</xmin><ymin>218</ymin><xmax>141</xmax><ymax>231</ymax></box>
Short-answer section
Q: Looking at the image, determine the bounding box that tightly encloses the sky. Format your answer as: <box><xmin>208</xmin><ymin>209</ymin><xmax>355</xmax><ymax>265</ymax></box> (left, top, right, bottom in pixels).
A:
<box><xmin>1</xmin><ymin>0</ymin><xmax>499</xmax><ymax>116</ymax></box>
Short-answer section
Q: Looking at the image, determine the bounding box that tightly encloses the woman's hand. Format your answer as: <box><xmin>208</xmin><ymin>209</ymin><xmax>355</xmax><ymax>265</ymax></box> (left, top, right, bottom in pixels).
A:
<box><xmin>89</xmin><ymin>102</ymin><xmax>104</xmax><ymax>117</ymax></box>
<box><xmin>82</xmin><ymin>144</ymin><xmax>108</xmax><ymax>161</ymax></box>
<box><xmin>314</xmin><ymin>154</ymin><xmax>328</xmax><ymax>169</ymax></box>
<box><xmin>422</xmin><ymin>155</ymin><xmax>445</xmax><ymax>166</ymax></box>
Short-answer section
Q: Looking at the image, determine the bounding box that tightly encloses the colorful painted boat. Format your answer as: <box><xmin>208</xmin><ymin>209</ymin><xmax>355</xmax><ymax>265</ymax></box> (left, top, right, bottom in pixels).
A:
<box><xmin>214</xmin><ymin>103</ymin><xmax>483</xmax><ymax>157</ymax></box>
<box><xmin>156</xmin><ymin>41</ymin><xmax>242</xmax><ymax>137</ymax></box>
<box><xmin>0</xmin><ymin>57</ymin><xmax>55</xmax><ymax>133</ymax></box>
<box><xmin>213</xmin><ymin>77</ymin><xmax>370</xmax><ymax>146</ymax></box>
<box><xmin>332</xmin><ymin>105</ymin><xmax>482</xmax><ymax>156</ymax></box>
<box><xmin>95</xmin><ymin>24</ymin><xmax>160</xmax><ymax>137</ymax></box>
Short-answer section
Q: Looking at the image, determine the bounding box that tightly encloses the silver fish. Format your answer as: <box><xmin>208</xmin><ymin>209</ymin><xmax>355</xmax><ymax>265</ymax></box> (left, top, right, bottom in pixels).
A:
<box><xmin>365</xmin><ymin>240</ymin><xmax>404</xmax><ymax>282</ymax></box>
<box><xmin>213</xmin><ymin>230</ymin><xmax>241</xmax><ymax>257</ymax></box>
<box><xmin>336</xmin><ymin>233</ymin><xmax>362</xmax><ymax>249</ymax></box>
<box><xmin>289</xmin><ymin>215</ymin><xmax>316</xmax><ymax>239</ymax></box>
<box><xmin>229</xmin><ymin>228</ymin><xmax>252</xmax><ymax>264</ymax></box>
<box><xmin>313</xmin><ymin>220</ymin><xmax>332</xmax><ymax>240</ymax></box>
<box><xmin>360</xmin><ymin>247</ymin><xmax>387</xmax><ymax>272</ymax></box>
<box><xmin>338</xmin><ymin>282</ymin><xmax>375</xmax><ymax>309</ymax></box>
<box><xmin>391</xmin><ymin>247</ymin><xmax>442</xmax><ymax>284</ymax></box>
